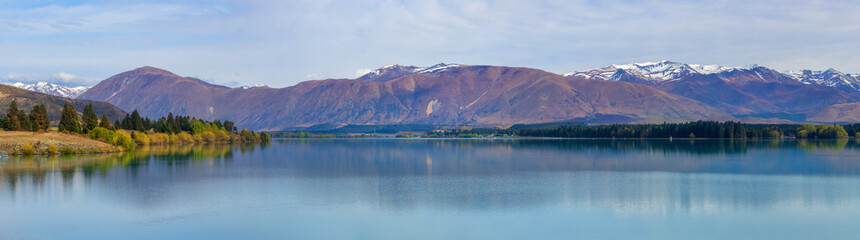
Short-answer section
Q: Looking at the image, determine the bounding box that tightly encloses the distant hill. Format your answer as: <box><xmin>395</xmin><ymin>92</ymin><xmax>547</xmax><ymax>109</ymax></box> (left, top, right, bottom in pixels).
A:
<box><xmin>0</xmin><ymin>84</ymin><xmax>127</xmax><ymax>124</ymax></box>
<box><xmin>77</xmin><ymin>65</ymin><xmax>720</xmax><ymax>130</ymax></box>
<box><xmin>76</xmin><ymin>62</ymin><xmax>860</xmax><ymax>131</ymax></box>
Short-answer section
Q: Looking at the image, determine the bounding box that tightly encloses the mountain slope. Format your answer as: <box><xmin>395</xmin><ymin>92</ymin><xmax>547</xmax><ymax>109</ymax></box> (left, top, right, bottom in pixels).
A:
<box><xmin>0</xmin><ymin>84</ymin><xmax>127</xmax><ymax>124</ymax></box>
<box><xmin>808</xmin><ymin>102</ymin><xmax>860</xmax><ymax>123</ymax></box>
<box><xmin>77</xmin><ymin>66</ymin><xmax>231</xmax><ymax>119</ymax></box>
<box><xmin>10</xmin><ymin>82</ymin><xmax>90</xmax><ymax>98</ymax></box>
<box><xmin>79</xmin><ymin>65</ymin><xmax>721</xmax><ymax>130</ymax></box>
<box><xmin>567</xmin><ymin>61</ymin><xmax>860</xmax><ymax>116</ymax></box>
<box><xmin>787</xmin><ymin>69</ymin><xmax>860</xmax><ymax>93</ymax></box>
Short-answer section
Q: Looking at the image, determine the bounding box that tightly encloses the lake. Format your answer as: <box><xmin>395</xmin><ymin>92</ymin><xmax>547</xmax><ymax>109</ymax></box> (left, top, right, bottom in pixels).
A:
<box><xmin>2</xmin><ymin>139</ymin><xmax>860</xmax><ymax>239</ymax></box>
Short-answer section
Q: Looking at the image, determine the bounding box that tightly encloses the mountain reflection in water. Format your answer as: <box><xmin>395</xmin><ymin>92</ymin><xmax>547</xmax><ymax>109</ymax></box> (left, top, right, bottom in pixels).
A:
<box><xmin>2</xmin><ymin>139</ymin><xmax>860</xmax><ymax>215</ymax></box>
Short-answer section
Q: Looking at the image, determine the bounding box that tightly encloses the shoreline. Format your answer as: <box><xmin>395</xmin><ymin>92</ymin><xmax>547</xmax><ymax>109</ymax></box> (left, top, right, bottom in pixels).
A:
<box><xmin>0</xmin><ymin>131</ymin><xmax>122</xmax><ymax>155</ymax></box>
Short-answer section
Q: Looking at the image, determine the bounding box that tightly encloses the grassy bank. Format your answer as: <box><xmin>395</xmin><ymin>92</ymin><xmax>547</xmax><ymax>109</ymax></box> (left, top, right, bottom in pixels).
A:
<box><xmin>0</xmin><ymin>131</ymin><xmax>122</xmax><ymax>155</ymax></box>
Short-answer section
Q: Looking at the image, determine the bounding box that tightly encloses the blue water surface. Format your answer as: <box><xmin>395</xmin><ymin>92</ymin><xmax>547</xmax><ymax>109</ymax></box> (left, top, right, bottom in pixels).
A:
<box><xmin>2</xmin><ymin>139</ymin><xmax>860</xmax><ymax>239</ymax></box>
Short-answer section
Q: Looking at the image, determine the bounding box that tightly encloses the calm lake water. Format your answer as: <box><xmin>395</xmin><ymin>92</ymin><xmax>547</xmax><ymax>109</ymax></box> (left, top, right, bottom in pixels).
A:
<box><xmin>3</xmin><ymin>139</ymin><xmax>860</xmax><ymax>239</ymax></box>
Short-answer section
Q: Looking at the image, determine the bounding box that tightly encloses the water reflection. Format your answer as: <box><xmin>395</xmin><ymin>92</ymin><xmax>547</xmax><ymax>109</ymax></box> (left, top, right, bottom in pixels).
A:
<box><xmin>0</xmin><ymin>144</ymin><xmax>237</xmax><ymax>194</ymax></box>
<box><xmin>1</xmin><ymin>139</ymin><xmax>860</xmax><ymax>214</ymax></box>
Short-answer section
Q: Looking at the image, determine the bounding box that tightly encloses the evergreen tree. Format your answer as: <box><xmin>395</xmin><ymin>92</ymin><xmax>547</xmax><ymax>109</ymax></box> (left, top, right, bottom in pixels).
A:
<box><xmin>114</xmin><ymin>120</ymin><xmax>121</xmax><ymax>129</ymax></box>
<box><xmin>167</xmin><ymin>112</ymin><xmax>176</xmax><ymax>133</ymax></box>
<box><xmin>81</xmin><ymin>103</ymin><xmax>99</xmax><ymax>133</ymax></box>
<box><xmin>34</xmin><ymin>104</ymin><xmax>49</xmax><ymax>130</ymax></box>
<box><xmin>58</xmin><ymin>103</ymin><xmax>81</xmax><ymax>133</ymax></box>
<box><xmin>5</xmin><ymin>100</ymin><xmax>21</xmax><ymax>131</ymax></box>
<box><xmin>131</xmin><ymin>110</ymin><xmax>144</xmax><ymax>131</ymax></box>
<box><xmin>18</xmin><ymin>111</ymin><xmax>33</xmax><ymax>132</ymax></box>
<box><xmin>121</xmin><ymin>114</ymin><xmax>132</xmax><ymax>130</ymax></box>
<box><xmin>99</xmin><ymin>113</ymin><xmax>112</xmax><ymax>129</ymax></box>
<box><xmin>26</xmin><ymin>105</ymin><xmax>47</xmax><ymax>131</ymax></box>
<box><xmin>224</xmin><ymin>120</ymin><xmax>235</xmax><ymax>132</ymax></box>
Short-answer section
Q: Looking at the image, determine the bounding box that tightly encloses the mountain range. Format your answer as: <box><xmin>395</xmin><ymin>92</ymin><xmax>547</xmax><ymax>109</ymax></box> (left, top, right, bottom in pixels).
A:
<box><xmin>4</xmin><ymin>61</ymin><xmax>857</xmax><ymax>131</ymax></box>
<box><xmin>0</xmin><ymin>84</ymin><xmax>126</xmax><ymax>124</ymax></box>
<box><xmin>67</xmin><ymin>61</ymin><xmax>860</xmax><ymax>130</ymax></box>
<box><xmin>10</xmin><ymin>82</ymin><xmax>90</xmax><ymax>98</ymax></box>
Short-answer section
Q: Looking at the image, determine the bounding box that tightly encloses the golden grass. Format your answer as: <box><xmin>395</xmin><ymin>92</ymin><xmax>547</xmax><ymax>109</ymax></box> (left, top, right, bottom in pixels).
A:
<box><xmin>0</xmin><ymin>131</ymin><xmax>112</xmax><ymax>147</ymax></box>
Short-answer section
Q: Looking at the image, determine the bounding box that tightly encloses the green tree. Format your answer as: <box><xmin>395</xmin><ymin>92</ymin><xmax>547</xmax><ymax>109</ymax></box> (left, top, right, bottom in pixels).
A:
<box><xmin>99</xmin><ymin>113</ymin><xmax>112</xmax><ymax>129</ymax></box>
<box><xmin>32</xmin><ymin>104</ymin><xmax>49</xmax><ymax>131</ymax></box>
<box><xmin>121</xmin><ymin>114</ymin><xmax>132</xmax><ymax>130</ymax></box>
<box><xmin>18</xmin><ymin>110</ymin><xmax>34</xmax><ymax>132</ymax></box>
<box><xmin>224</xmin><ymin>120</ymin><xmax>235</xmax><ymax>132</ymax></box>
<box><xmin>5</xmin><ymin>100</ymin><xmax>21</xmax><ymax>131</ymax></box>
<box><xmin>81</xmin><ymin>103</ymin><xmax>99</xmax><ymax>133</ymax></box>
<box><xmin>797</xmin><ymin>124</ymin><xmax>817</xmax><ymax>138</ymax></box>
<box><xmin>58</xmin><ymin>103</ymin><xmax>81</xmax><ymax>133</ymax></box>
<box><xmin>130</xmin><ymin>110</ymin><xmax>144</xmax><ymax>131</ymax></box>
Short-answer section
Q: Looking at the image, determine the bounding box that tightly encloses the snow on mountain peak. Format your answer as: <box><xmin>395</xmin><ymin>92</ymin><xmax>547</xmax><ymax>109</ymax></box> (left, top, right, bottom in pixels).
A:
<box><xmin>568</xmin><ymin>60</ymin><xmax>738</xmax><ymax>82</ymax></box>
<box><xmin>566</xmin><ymin>60</ymin><xmax>860</xmax><ymax>93</ymax></box>
<box><xmin>786</xmin><ymin>68</ymin><xmax>860</xmax><ymax>92</ymax></box>
<box><xmin>8</xmin><ymin>81</ymin><xmax>90</xmax><ymax>98</ymax></box>
<box><xmin>417</xmin><ymin>63</ymin><xmax>460</xmax><ymax>74</ymax></box>
<box><xmin>358</xmin><ymin>63</ymin><xmax>461</xmax><ymax>82</ymax></box>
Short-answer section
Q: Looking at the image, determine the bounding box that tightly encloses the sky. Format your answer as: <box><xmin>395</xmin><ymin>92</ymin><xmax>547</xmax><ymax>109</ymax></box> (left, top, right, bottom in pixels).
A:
<box><xmin>1</xmin><ymin>0</ymin><xmax>859</xmax><ymax>88</ymax></box>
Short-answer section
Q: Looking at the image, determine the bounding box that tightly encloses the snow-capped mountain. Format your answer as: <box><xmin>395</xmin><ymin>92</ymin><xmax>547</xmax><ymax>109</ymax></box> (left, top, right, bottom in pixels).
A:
<box><xmin>358</xmin><ymin>63</ymin><xmax>461</xmax><ymax>82</ymax></box>
<box><xmin>786</xmin><ymin>69</ymin><xmax>860</xmax><ymax>92</ymax></box>
<box><xmin>238</xmin><ymin>84</ymin><xmax>269</xmax><ymax>89</ymax></box>
<box><xmin>564</xmin><ymin>60</ymin><xmax>738</xmax><ymax>83</ymax></box>
<box><xmin>567</xmin><ymin>60</ymin><xmax>860</xmax><ymax>92</ymax></box>
<box><xmin>10</xmin><ymin>82</ymin><xmax>90</xmax><ymax>98</ymax></box>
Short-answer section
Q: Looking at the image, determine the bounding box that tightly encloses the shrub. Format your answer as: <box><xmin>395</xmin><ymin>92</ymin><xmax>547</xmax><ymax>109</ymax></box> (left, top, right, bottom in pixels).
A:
<box><xmin>148</xmin><ymin>133</ymin><xmax>170</xmax><ymax>145</ymax></box>
<box><xmin>48</xmin><ymin>144</ymin><xmax>58</xmax><ymax>155</ymax></box>
<box><xmin>176</xmin><ymin>132</ymin><xmax>194</xmax><ymax>143</ymax></box>
<box><xmin>201</xmin><ymin>131</ymin><xmax>216</xmax><ymax>142</ymax></box>
<box><xmin>89</xmin><ymin>127</ymin><xmax>117</xmax><ymax>144</ymax></box>
<box><xmin>133</xmin><ymin>132</ymin><xmax>150</xmax><ymax>145</ymax></box>
<box><xmin>215</xmin><ymin>131</ymin><xmax>230</xmax><ymax>142</ymax></box>
<box><xmin>20</xmin><ymin>143</ymin><xmax>36</xmax><ymax>155</ymax></box>
<box><xmin>115</xmin><ymin>133</ymin><xmax>136</xmax><ymax>151</ymax></box>
<box><xmin>60</xmin><ymin>147</ymin><xmax>75</xmax><ymax>155</ymax></box>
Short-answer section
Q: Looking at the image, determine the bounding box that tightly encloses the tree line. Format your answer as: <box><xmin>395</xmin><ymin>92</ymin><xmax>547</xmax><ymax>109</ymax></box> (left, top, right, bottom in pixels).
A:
<box><xmin>0</xmin><ymin>100</ymin><xmax>49</xmax><ymax>131</ymax></box>
<box><xmin>446</xmin><ymin>121</ymin><xmax>854</xmax><ymax>139</ymax></box>
<box><xmin>2</xmin><ymin>100</ymin><xmax>269</xmax><ymax>144</ymax></box>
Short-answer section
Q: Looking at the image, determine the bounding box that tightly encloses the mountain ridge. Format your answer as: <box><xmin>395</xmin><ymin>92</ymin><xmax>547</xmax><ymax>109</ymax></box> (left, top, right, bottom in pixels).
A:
<box><xmin>9</xmin><ymin>82</ymin><xmax>90</xmax><ymax>98</ymax></box>
<box><xmin>0</xmin><ymin>84</ymin><xmax>127</xmax><ymax>124</ymax></box>
<box><xmin>75</xmin><ymin>62</ymin><xmax>860</xmax><ymax>130</ymax></box>
<box><xmin>78</xmin><ymin>65</ymin><xmax>723</xmax><ymax>130</ymax></box>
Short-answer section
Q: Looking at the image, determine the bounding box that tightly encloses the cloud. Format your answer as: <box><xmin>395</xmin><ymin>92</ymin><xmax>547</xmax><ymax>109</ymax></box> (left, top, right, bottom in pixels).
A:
<box><xmin>304</xmin><ymin>74</ymin><xmax>321</xmax><ymax>80</ymax></box>
<box><xmin>1</xmin><ymin>72</ymin><xmax>97</xmax><ymax>87</ymax></box>
<box><xmin>1</xmin><ymin>0</ymin><xmax>859</xmax><ymax>88</ymax></box>
<box><xmin>354</xmin><ymin>69</ymin><xmax>372</xmax><ymax>78</ymax></box>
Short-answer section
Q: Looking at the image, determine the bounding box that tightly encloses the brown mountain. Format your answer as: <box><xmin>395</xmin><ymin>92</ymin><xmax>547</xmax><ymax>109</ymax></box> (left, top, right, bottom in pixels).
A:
<box><xmin>807</xmin><ymin>102</ymin><xmax>860</xmax><ymax>123</ymax></box>
<box><xmin>77</xmin><ymin>65</ymin><xmax>721</xmax><ymax>130</ymax></box>
<box><xmin>0</xmin><ymin>84</ymin><xmax>127</xmax><ymax>124</ymax></box>
<box><xmin>664</xmin><ymin>67</ymin><xmax>859</xmax><ymax>115</ymax></box>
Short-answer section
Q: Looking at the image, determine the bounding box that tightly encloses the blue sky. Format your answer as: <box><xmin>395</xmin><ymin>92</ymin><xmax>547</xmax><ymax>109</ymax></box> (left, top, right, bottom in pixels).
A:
<box><xmin>1</xmin><ymin>0</ymin><xmax>859</xmax><ymax>87</ymax></box>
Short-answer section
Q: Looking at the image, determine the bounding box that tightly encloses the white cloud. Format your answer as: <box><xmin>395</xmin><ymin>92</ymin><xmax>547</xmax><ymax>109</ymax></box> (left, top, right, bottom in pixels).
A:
<box><xmin>354</xmin><ymin>69</ymin><xmax>372</xmax><ymax>78</ymax></box>
<box><xmin>304</xmin><ymin>74</ymin><xmax>321</xmax><ymax>80</ymax></box>
<box><xmin>1</xmin><ymin>0</ymin><xmax>860</xmax><ymax>88</ymax></box>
